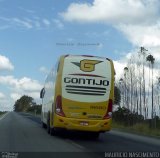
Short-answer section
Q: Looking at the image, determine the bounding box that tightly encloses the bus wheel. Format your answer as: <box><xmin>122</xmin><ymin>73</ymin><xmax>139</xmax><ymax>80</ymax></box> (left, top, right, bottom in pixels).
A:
<box><xmin>91</xmin><ymin>132</ymin><xmax>100</xmax><ymax>139</ymax></box>
<box><xmin>47</xmin><ymin>118</ymin><xmax>50</xmax><ymax>134</ymax></box>
<box><xmin>42</xmin><ymin>122</ymin><xmax>46</xmax><ymax>128</ymax></box>
<box><xmin>50</xmin><ymin>127</ymin><xmax>56</xmax><ymax>136</ymax></box>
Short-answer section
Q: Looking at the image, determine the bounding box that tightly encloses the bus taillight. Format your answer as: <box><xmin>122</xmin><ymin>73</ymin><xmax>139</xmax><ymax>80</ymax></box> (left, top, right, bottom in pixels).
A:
<box><xmin>103</xmin><ymin>99</ymin><xmax>112</xmax><ymax>119</ymax></box>
<box><xmin>55</xmin><ymin>95</ymin><xmax>65</xmax><ymax>117</ymax></box>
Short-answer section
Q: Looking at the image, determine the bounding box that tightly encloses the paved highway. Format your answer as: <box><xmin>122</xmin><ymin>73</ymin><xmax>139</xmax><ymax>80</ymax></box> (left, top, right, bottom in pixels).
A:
<box><xmin>0</xmin><ymin>112</ymin><xmax>160</xmax><ymax>158</ymax></box>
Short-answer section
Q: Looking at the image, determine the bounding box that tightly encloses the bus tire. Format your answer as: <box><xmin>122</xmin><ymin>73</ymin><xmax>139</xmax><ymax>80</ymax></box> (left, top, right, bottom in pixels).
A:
<box><xmin>92</xmin><ymin>132</ymin><xmax>100</xmax><ymax>139</ymax></box>
<box><xmin>50</xmin><ymin>127</ymin><xmax>56</xmax><ymax>136</ymax></box>
<box><xmin>42</xmin><ymin>122</ymin><xmax>46</xmax><ymax>128</ymax></box>
<box><xmin>47</xmin><ymin>117</ymin><xmax>50</xmax><ymax>134</ymax></box>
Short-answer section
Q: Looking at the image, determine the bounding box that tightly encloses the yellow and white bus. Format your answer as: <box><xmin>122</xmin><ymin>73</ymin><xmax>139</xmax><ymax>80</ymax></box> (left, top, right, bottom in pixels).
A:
<box><xmin>40</xmin><ymin>55</ymin><xmax>115</xmax><ymax>137</ymax></box>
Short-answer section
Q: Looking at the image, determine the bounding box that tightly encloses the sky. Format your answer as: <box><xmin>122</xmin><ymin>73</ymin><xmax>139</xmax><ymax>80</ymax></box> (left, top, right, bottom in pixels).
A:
<box><xmin>0</xmin><ymin>0</ymin><xmax>160</xmax><ymax>111</ymax></box>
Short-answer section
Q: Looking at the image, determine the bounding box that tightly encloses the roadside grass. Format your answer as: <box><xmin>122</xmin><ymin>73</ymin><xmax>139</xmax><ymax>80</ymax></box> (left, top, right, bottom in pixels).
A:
<box><xmin>0</xmin><ymin>111</ymin><xmax>7</xmax><ymax>117</ymax></box>
<box><xmin>112</xmin><ymin>120</ymin><xmax>160</xmax><ymax>138</ymax></box>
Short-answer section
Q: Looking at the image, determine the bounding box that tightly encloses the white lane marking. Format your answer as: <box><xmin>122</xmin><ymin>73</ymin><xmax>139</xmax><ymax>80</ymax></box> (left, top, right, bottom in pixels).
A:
<box><xmin>65</xmin><ymin>139</ymin><xmax>85</xmax><ymax>150</ymax></box>
<box><xmin>0</xmin><ymin>112</ymin><xmax>10</xmax><ymax>121</ymax></box>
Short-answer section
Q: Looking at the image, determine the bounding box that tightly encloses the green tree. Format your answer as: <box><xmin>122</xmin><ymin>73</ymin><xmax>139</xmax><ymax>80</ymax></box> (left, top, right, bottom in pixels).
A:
<box><xmin>14</xmin><ymin>95</ymin><xmax>34</xmax><ymax>112</ymax></box>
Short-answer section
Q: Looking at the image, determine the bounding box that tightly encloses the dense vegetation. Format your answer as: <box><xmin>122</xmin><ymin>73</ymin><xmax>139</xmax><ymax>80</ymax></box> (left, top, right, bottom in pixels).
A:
<box><xmin>112</xmin><ymin>106</ymin><xmax>160</xmax><ymax>132</ymax></box>
<box><xmin>0</xmin><ymin>111</ymin><xmax>7</xmax><ymax>116</ymax></box>
<box><xmin>13</xmin><ymin>95</ymin><xmax>41</xmax><ymax>114</ymax></box>
<box><xmin>113</xmin><ymin>84</ymin><xmax>160</xmax><ymax>135</ymax></box>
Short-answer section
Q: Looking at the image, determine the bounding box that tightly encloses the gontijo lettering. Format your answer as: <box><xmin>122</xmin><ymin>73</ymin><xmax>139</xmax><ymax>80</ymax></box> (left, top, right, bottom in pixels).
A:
<box><xmin>64</xmin><ymin>77</ymin><xmax>110</xmax><ymax>86</ymax></box>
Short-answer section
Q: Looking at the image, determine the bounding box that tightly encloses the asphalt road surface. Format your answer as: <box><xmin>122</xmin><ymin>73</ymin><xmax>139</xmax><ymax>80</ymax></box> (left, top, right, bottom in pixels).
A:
<box><xmin>0</xmin><ymin>112</ymin><xmax>160</xmax><ymax>158</ymax></box>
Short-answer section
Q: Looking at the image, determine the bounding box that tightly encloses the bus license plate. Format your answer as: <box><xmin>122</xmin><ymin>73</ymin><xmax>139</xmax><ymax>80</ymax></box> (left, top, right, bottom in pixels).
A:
<box><xmin>80</xmin><ymin>122</ymin><xmax>88</xmax><ymax>126</ymax></box>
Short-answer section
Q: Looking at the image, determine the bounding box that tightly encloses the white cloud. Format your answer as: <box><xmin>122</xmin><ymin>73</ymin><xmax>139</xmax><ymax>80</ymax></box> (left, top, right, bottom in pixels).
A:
<box><xmin>116</xmin><ymin>23</ymin><xmax>160</xmax><ymax>69</ymax></box>
<box><xmin>0</xmin><ymin>92</ymin><xmax>5</xmax><ymax>99</ymax></box>
<box><xmin>43</xmin><ymin>19</ymin><xmax>51</xmax><ymax>27</ymax></box>
<box><xmin>0</xmin><ymin>76</ymin><xmax>17</xmax><ymax>87</ymax></box>
<box><xmin>114</xmin><ymin>49</ymin><xmax>160</xmax><ymax>83</ymax></box>
<box><xmin>27</xmin><ymin>92</ymin><xmax>40</xmax><ymax>101</ymax></box>
<box><xmin>60</xmin><ymin>0</ymin><xmax>159</xmax><ymax>25</ymax></box>
<box><xmin>113</xmin><ymin>60</ymin><xmax>127</xmax><ymax>80</ymax></box>
<box><xmin>61</xmin><ymin>0</ymin><xmax>160</xmax><ymax>68</ymax></box>
<box><xmin>0</xmin><ymin>75</ymin><xmax>43</xmax><ymax>110</ymax></box>
<box><xmin>0</xmin><ymin>55</ymin><xmax>14</xmax><ymax>71</ymax></box>
<box><xmin>34</xmin><ymin>21</ymin><xmax>41</xmax><ymax>29</ymax></box>
<box><xmin>0</xmin><ymin>92</ymin><xmax>13</xmax><ymax>111</ymax></box>
<box><xmin>53</xmin><ymin>19</ymin><xmax>64</xmax><ymax>29</ymax></box>
<box><xmin>12</xmin><ymin>17</ymin><xmax>33</xmax><ymax>29</ymax></box>
<box><xmin>60</xmin><ymin>0</ymin><xmax>160</xmax><ymax>48</ymax></box>
<box><xmin>39</xmin><ymin>66</ymin><xmax>49</xmax><ymax>74</ymax></box>
<box><xmin>0</xmin><ymin>76</ymin><xmax>42</xmax><ymax>92</ymax></box>
<box><xmin>10</xmin><ymin>92</ymin><xmax>40</xmax><ymax>102</ymax></box>
<box><xmin>18</xmin><ymin>7</ymin><xmax>35</xmax><ymax>14</ymax></box>
<box><xmin>0</xmin><ymin>25</ymin><xmax>10</xmax><ymax>30</ymax></box>
<box><xmin>118</xmin><ymin>23</ymin><xmax>160</xmax><ymax>47</ymax></box>
<box><xmin>0</xmin><ymin>103</ymin><xmax>13</xmax><ymax>111</ymax></box>
<box><xmin>10</xmin><ymin>93</ymin><xmax>21</xmax><ymax>101</ymax></box>
<box><xmin>0</xmin><ymin>16</ymin><xmax>65</xmax><ymax>30</ymax></box>
<box><xmin>17</xmin><ymin>77</ymin><xmax>42</xmax><ymax>91</ymax></box>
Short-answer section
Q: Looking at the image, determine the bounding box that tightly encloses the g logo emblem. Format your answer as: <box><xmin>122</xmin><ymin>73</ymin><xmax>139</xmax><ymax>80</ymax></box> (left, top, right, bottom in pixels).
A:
<box><xmin>80</xmin><ymin>60</ymin><xmax>102</xmax><ymax>72</ymax></box>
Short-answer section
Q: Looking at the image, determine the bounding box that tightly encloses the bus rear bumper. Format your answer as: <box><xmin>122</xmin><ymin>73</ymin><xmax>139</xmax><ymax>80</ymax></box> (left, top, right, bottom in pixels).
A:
<box><xmin>53</xmin><ymin>115</ymin><xmax>112</xmax><ymax>132</ymax></box>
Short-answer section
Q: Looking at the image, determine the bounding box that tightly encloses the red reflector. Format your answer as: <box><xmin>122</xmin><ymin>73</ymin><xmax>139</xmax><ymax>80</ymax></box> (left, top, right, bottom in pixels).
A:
<box><xmin>55</xmin><ymin>95</ymin><xmax>65</xmax><ymax>117</ymax></box>
<box><xmin>103</xmin><ymin>99</ymin><xmax>112</xmax><ymax>119</ymax></box>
